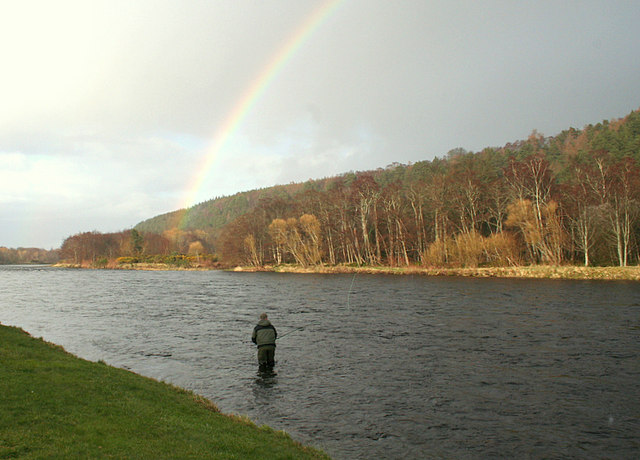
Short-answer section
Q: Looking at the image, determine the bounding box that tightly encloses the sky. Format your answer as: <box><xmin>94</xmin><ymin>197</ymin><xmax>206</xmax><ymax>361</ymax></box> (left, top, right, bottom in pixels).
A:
<box><xmin>1</xmin><ymin>0</ymin><xmax>639</xmax><ymax>249</ymax></box>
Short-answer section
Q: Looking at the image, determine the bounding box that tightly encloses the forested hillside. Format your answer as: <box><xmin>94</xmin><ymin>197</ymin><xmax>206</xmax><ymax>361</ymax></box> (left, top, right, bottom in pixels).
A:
<box><xmin>134</xmin><ymin>183</ymin><xmax>317</xmax><ymax>244</ymax></box>
<box><xmin>61</xmin><ymin>109</ymin><xmax>640</xmax><ymax>268</ymax></box>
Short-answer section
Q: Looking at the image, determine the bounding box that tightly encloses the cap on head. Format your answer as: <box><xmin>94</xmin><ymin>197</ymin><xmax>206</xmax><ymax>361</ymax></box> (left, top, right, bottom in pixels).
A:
<box><xmin>260</xmin><ymin>313</ymin><xmax>268</xmax><ymax>320</ymax></box>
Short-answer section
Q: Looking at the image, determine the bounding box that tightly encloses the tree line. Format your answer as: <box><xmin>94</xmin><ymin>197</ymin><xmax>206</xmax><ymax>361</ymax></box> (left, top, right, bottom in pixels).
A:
<box><xmin>218</xmin><ymin>111</ymin><xmax>640</xmax><ymax>268</ymax></box>
<box><xmin>59</xmin><ymin>228</ymin><xmax>218</xmax><ymax>267</ymax></box>
<box><xmin>60</xmin><ymin>109</ymin><xmax>640</xmax><ymax>268</ymax></box>
<box><xmin>0</xmin><ymin>247</ymin><xmax>60</xmax><ymax>265</ymax></box>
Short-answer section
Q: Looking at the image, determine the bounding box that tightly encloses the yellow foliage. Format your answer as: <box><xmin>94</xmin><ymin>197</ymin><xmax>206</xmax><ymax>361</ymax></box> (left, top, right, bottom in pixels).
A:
<box><xmin>188</xmin><ymin>241</ymin><xmax>204</xmax><ymax>255</ymax></box>
<box><xmin>452</xmin><ymin>232</ymin><xmax>484</xmax><ymax>268</ymax></box>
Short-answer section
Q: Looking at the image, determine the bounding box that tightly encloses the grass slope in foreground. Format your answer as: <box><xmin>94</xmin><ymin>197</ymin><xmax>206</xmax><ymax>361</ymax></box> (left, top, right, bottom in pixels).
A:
<box><xmin>0</xmin><ymin>325</ymin><xmax>329</xmax><ymax>459</ymax></box>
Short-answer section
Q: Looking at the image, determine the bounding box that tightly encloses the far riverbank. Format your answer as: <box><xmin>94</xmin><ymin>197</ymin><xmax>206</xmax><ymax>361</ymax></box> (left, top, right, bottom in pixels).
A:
<box><xmin>237</xmin><ymin>264</ymin><xmax>640</xmax><ymax>280</ymax></box>
<box><xmin>53</xmin><ymin>262</ymin><xmax>640</xmax><ymax>281</ymax></box>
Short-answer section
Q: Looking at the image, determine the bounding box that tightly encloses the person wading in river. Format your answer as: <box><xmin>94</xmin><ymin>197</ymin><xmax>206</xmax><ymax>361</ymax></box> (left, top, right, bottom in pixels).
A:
<box><xmin>252</xmin><ymin>313</ymin><xmax>277</xmax><ymax>370</ymax></box>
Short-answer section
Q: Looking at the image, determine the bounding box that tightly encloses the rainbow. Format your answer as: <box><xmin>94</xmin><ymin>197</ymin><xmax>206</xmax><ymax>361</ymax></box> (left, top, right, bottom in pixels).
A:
<box><xmin>179</xmin><ymin>0</ymin><xmax>344</xmax><ymax>221</ymax></box>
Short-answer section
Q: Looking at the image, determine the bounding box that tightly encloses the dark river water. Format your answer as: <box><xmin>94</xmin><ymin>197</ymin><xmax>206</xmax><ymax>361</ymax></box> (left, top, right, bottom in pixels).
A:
<box><xmin>1</xmin><ymin>266</ymin><xmax>639</xmax><ymax>459</ymax></box>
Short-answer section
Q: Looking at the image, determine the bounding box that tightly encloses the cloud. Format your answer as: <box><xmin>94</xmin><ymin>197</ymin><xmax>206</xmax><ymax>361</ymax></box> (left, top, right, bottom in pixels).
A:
<box><xmin>1</xmin><ymin>0</ymin><xmax>639</xmax><ymax>248</ymax></box>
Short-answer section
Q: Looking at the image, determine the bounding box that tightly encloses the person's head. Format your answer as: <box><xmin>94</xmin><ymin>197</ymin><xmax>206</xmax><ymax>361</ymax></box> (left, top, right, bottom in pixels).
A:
<box><xmin>259</xmin><ymin>312</ymin><xmax>268</xmax><ymax>320</ymax></box>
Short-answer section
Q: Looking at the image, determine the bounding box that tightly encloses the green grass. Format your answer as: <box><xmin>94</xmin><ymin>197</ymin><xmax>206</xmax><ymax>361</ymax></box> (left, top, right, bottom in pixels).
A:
<box><xmin>0</xmin><ymin>325</ymin><xmax>330</xmax><ymax>459</ymax></box>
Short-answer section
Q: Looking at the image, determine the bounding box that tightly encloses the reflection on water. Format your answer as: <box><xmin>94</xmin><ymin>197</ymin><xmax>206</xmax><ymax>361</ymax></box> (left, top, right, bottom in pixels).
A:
<box><xmin>255</xmin><ymin>371</ymin><xmax>278</xmax><ymax>393</ymax></box>
<box><xmin>1</xmin><ymin>266</ymin><xmax>639</xmax><ymax>459</ymax></box>
<box><xmin>257</xmin><ymin>365</ymin><xmax>278</xmax><ymax>379</ymax></box>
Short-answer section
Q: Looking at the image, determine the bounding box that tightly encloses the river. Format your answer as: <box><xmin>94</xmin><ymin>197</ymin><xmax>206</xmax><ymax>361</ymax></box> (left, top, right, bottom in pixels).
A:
<box><xmin>1</xmin><ymin>265</ymin><xmax>638</xmax><ymax>458</ymax></box>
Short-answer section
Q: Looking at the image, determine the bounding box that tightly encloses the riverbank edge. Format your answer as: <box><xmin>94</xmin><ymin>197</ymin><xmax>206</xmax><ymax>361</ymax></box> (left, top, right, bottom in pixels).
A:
<box><xmin>257</xmin><ymin>264</ymin><xmax>640</xmax><ymax>281</ymax></box>
<box><xmin>0</xmin><ymin>324</ymin><xmax>330</xmax><ymax>459</ymax></box>
<box><xmin>53</xmin><ymin>262</ymin><xmax>640</xmax><ymax>280</ymax></box>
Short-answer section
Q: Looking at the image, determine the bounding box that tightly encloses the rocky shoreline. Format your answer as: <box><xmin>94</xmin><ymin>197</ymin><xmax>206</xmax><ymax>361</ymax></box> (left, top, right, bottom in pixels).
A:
<box><xmin>234</xmin><ymin>264</ymin><xmax>640</xmax><ymax>280</ymax></box>
<box><xmin>53</xmin><ymin>262</ymin><xmax>640</xmax><ymax>280</ymax></box>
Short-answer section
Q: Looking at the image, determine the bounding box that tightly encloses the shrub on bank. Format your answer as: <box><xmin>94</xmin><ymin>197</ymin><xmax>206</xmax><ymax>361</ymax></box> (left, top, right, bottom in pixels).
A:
<box><xmin>113</xmin><ymin>253</ymin><xmax>219</xmax><ymax>268</ymax></box>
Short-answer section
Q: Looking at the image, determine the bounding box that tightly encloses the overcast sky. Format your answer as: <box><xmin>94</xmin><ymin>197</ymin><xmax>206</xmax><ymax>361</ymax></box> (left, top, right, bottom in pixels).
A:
<box><xmin>1</xmin><ymin>0</ymin><xmax>639</xmax><ymax>249</ymax></box>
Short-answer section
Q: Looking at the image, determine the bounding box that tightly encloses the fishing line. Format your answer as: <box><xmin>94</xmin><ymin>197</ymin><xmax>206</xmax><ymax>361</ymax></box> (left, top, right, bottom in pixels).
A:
<box><xmin>346</xmin><ymin>271</ymin><xmax>357</xmax><ymax>311</ymax></box>
<box><xmin>278</xmin><ymin>326</ymin><xmax>304</xmax><ymax>340</ymax></box>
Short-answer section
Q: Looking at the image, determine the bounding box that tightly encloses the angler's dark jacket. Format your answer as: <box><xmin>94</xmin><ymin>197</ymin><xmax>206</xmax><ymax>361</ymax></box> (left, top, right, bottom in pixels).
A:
<box><xmin>252</xmin><ymin>319</ymin><xmax>277</xmax><ymax>348</ymax></box>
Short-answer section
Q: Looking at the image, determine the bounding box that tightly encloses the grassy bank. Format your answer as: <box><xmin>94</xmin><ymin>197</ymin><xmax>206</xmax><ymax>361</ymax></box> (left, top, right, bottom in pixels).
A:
<box><xmin>0</xmin><ymin>324</ymin><xmax>329</xmax><ymax>459</ymax></box>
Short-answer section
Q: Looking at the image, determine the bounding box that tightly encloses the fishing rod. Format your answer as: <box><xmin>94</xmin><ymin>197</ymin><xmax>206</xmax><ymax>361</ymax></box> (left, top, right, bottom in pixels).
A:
<box><xmin>277</xmin><ymin>326</ymin><xmax>304</xmax><ymax>340</ymax></box>
<box><xmin>245</xmin><ymin>325</ymin><xmax>303</xmax><ymax>345</ymax></box>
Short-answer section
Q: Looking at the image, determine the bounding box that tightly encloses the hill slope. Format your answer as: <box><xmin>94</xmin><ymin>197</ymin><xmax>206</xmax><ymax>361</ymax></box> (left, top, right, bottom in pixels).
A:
<box><xmin>135</xmin><ymin>180</ymin><xmax>333</xmax><ymax>238</ymax></box>
<box><xmin>136</xmin><ymin>109</ymin><xmax>640</xmax><ymax>243</ymax></box>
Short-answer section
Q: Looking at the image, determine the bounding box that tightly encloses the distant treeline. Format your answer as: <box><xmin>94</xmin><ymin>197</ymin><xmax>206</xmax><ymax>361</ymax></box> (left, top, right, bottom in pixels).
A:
<box><xmin>0</xmin><ymin>247</ymin><xmax>60</xmax><ymax>265</ymax></box>
<box><xmin>59</xmin><ymin>229</ymin><xmax>218</xmax><ymax>268</ymax></box>
<box><xmin>64</xmin><ymin>109</ymin><xmax>640</xmax><ymax>268</ymax></box>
